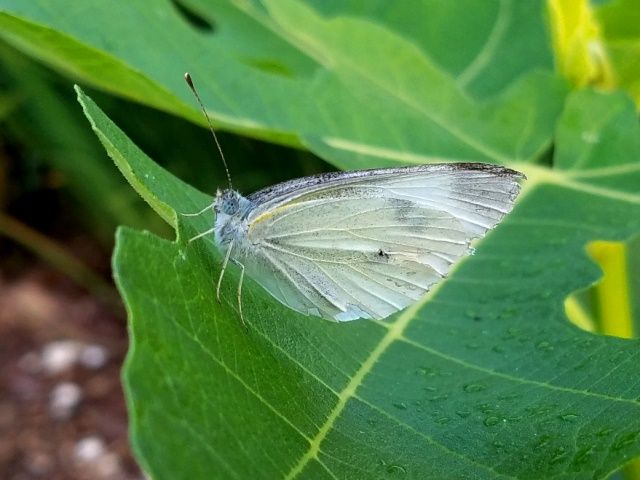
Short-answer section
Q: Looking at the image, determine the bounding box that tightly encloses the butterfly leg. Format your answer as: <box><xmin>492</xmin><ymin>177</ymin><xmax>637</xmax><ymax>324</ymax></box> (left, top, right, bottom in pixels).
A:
<box><xmin>234</xmin><ymin>261</ymin><xmax>246</xmax><ymax>329</ymax></box>
<box><xmin>180</xmin><ymin>203</ymin><xmax>212</xmax><ymax>217</ymax></box>
<box><xmin>188</xmin><ymin>226</ymin><xmax>215</xmax><ymax>243</ymax></box>
<box><xmin>216</xmin><ymin>242</ymin><xmax>234</xmax><ymax>303</ymax></box>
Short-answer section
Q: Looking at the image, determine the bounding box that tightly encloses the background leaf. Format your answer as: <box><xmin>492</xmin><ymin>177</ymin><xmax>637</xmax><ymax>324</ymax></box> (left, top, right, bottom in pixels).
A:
<box><xmin>0</xmin><ymin>0</ymin><xmax>564</xmax><ymax>165</ymax></box>
<box><xmin>597</xmin><ymin>0</ymin><xmax>640</xmax><ymax>107</ymax></box>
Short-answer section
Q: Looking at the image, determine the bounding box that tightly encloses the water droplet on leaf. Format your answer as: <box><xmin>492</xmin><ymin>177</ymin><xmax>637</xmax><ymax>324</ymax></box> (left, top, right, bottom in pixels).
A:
<box><xmin>559</xmin><ymin>413</ymin><xmax>578</xmax><ymax>422</ymax></box>
<box><xmin>572</xmin><ymin>446</ymin><xmax>594</xmax><ymax>466</ymax></box>
<box><xmin>427</xmin><ymin>394</ymin><xmax>449</xmax><ymax>403</ymax></box>
<box><xmin>434</xmin><ymin>416</ymin><xmax>451</xmax><ymax>425</ymax></box>
<box><xmin>536</xmin><ymin>341</ymin><xmax>554</xmax><ymax>351</ymax></box>
<box><xmin>550</xmin><ymin>447</ymin><xmax>567</xmax><ymax>465</ymax></box>
<box><xmin>386</xmin><ymin>464</ymin><xmax>407</xmax><ymax>475</ymax></box>
<box><xmin>614</xmin><ymin>431</ymin><xmax>640</xmax><ymax>450</ymax></box>
<box><xmin>464</xmin><ymin>383</ymin><xmax>486</xmax><ymax>393</ymax></box>
<box><xmin>484</xmin><ymin>416</ymin><xmax>502</xmax><ymax>427</ymax></box>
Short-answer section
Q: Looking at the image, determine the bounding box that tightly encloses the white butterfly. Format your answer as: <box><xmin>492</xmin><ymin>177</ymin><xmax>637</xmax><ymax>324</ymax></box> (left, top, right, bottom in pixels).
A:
<box><xmin>188</xmin><ymin>163</ymin><xmax>523</xmax><ymax>323</ymax></box>
<box><xmin>182</xmin><ymin>74</ymin><xmax>523</xmax><ymax>324</ymax></box>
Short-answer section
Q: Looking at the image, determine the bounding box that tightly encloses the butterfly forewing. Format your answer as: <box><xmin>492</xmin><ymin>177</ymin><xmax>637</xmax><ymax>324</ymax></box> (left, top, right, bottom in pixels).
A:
<box><xmin>241</xmin><ymin>164</ymin><xmax>522</xmax><ymax>321</ymax></box>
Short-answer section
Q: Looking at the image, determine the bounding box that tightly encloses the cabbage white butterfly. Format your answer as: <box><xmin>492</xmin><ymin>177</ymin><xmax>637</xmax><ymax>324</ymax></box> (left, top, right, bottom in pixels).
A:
<box><xmin>183</xmin><ymin>74</ymin><xmax>524</xmax><ymax>325</ymax></box>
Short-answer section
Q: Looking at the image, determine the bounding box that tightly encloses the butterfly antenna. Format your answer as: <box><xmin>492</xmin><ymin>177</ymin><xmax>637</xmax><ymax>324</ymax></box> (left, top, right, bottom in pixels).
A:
<box><xmin>184</xmin><ymin>72</ymin><xmax>233</xmax><ymax>189</ymax></box>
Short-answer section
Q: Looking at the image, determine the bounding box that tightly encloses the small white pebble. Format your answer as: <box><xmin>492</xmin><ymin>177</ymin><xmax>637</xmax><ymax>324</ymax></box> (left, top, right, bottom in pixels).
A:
<box><xmin>79</xmin><ymin>344</ymin><xmax>108</xmax><ymax>369</ymax></box>
<box><xmin>18</xmin><ymin>351</ymin><xmax>41</xmax><ymax>374</ymax></box>
<box><xmin>74</xmin><ymin>436</ymin><xmax>106</xmax><ymax>462</ymax></box>
<box><xmin>96</xmin><ymin>452</ymin><xmax>122</xmax><ymax>477</ymax></box>
<box><xmin>42</xmin><ymin>340</ymin><xmax>82</xmax><ymax>375</ymax></box>
<box><xmin>49</xmin><ymin>382</ymin><xmax>82</xmax><ymax>419</ymax></box>
<box><xmin>25</xmin><ymin>452</ymin><xmax>53</xmax><ymax>475</ymax></box>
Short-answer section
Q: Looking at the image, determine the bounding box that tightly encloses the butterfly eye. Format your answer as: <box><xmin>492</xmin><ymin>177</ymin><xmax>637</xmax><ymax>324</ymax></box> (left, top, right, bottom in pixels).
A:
<box><xmin>220</xmin><ymin>191</ymin><xmax>239</xmax><ymax>215</ymax></box>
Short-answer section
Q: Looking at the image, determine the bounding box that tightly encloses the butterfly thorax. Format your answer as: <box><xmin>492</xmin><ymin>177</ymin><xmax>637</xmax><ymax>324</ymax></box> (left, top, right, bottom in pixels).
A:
<box><xmin>213</xmin><ymin>188</ymin><xmax>254</xmax><ymax>251</ymax></box>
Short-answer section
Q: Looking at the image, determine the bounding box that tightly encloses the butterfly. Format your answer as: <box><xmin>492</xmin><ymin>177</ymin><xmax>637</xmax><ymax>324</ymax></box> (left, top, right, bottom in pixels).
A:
<box><xmin>183</xmin><ymin>74</ymin><xmax>524</xmax><ymax>324</ymax></box>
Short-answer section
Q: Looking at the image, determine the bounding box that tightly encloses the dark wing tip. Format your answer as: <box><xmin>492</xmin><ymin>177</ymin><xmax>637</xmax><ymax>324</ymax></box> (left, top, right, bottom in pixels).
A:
<box><xmin>449</xmin><ymin>162</ymin><xmax>526</xmax><ymax>180</ymax></box>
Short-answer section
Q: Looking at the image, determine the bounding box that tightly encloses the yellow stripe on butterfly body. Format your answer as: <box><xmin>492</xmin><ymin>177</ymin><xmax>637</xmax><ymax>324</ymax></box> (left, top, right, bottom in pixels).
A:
<box><xmin>247</xmin><ymin>202</ymin><xmax>302</xmax><ymax>233</ymax></box>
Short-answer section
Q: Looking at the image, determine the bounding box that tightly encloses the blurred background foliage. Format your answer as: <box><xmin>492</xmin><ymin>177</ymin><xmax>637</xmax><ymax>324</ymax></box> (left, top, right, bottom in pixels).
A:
<box><xmin>0</xmin><ymin>37</ymin><xmax>326</xmax><ymax>287</ymax></box>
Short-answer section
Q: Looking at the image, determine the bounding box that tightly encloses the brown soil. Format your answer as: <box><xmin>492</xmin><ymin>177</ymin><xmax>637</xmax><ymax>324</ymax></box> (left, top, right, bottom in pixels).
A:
<box><xmin>0</xmin><ymin>266</ymin><xmax>141</xmax><ymax>480</ymax></box>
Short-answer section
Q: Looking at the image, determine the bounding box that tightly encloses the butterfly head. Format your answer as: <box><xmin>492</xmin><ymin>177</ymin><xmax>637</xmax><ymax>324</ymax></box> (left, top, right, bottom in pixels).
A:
<box><xmin>214</xmin><ymin>188</ymin><xmax>241</xmax><ymax>216</ymax></box>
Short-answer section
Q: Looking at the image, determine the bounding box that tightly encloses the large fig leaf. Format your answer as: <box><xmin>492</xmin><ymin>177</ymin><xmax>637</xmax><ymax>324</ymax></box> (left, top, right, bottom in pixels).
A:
<box><xmin>78</xmin><ymin>78</ymin><xmax>640</xmax><ymax>478</ymax></box>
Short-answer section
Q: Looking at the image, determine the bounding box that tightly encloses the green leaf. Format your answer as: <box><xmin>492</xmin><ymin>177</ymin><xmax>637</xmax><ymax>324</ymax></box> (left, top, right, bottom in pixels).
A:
<box><xmin>0</xmin><ymin>0</ymin><xmax>565</xmax><ymax>164</ymax></box>
<box><xmin>78</xmin><ymin>77</ymin><xmax>640</xmax><ymax>478</ymax></box>
<box><xmin>262</xmin><ymin>0</ymin><xmax>566</xmax><ymax>169</ymax></box>
<box><xmin>597</xmin><ymin>0</ymin><xmax>640</xmax><ymax>107</ymax></box>
<box><xmin>0</xmin><ymin>41</ymin><xmax>152</xmax><ymax>242</ymax></box>
<box><xmin>309</xmin><ymin>0</ymin><xmax>554</xmax><ymax>99</ymax></box>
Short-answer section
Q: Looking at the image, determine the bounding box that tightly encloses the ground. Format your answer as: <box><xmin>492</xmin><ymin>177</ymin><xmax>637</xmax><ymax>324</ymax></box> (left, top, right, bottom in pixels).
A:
<box><xmin>0</xmin><ymin>264</ymin><xmax>141</xmax><ymax>479</ymax></box>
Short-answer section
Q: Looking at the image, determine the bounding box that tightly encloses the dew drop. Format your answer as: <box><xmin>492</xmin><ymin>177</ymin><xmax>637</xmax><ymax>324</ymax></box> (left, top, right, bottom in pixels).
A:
<box><xmin>559</xmin><ymin>413</ymin><xmax>578</xmax><ymax>422</ymax></box>
<box><xmin>503</xmin><ymin>327</ymin><xmax>520</xmax><ymax>339</ymax></box>
<box><xmin>572</xmin><ymin>446</ymin><xmax>594</xmax><ymax>466</ymax></box>
<box><xmin>424</xmin><ymin>386</ymin><xmax>437</xmax><ymax>393</ymax></box>
<box><xmin>386</xmin><ymin>464</ymin><xmax>407</xmax><ymax>475</ymax></box>
<box><xmin>484</xmin><ymin>416</ymin><xmax>502</xmax><ymax>427</ymax></box>
<box><xmin>536</xmin><ymin>341</ymin><xmax>554</xmax><ymax>352</ymax></box>
<box><xmin>416</xmin><ymin>366</ymin><xmax>437</xmax><ymax>377</ymax></box>
<box><xmin>393</xmin><ymin>402</ymin><xmax>408</xmax><ymax>410</ymax></box>
<box><xmin>456</xmin><ymin>410</ymin><xmax>471</xmax><ymax>418</ymax></box>
<box><xmin>499</xmin><ymin>308</ymin><xmax>517</xmax><ymax>319</ymax></box>
<box><xmin>578</xmin><ymin>338</ymin><xmax>594</xmax><ymax>349</ymax></box>
<box><xmin>497</xmin><ymin>393</ymin><xmax>520</xmax><ymax>401</ymax></box>
<box><xmin>427</xmin><ymin>394</ymin><xmax>449</xmax><ymax>403</ymax></box>
<box><xmin>526</xmin><ymin>403</ymin><xmax>558</xmax><ymax>416</ymax></box>
<box><xmin>466</xmin><ymin>342</ymin><xmax>481</xmax><ymax>350</ymax></box>
<box><xmin>477</xmin><ymin>403</ymin><xmax>495</xmax><ymax>414</ymax></box>
<box><xmin>466</xmin><ymin>309</ymin><xmax>482</xmax><ymax>321</ymax></box>
<box><xmin>464</xmin><ymin>383</ymin><xmax>487</xmax><ymax>393</ymax></box>
<box><xmin>614</xmin><ymin>431</ymin><xmax>640</xmax><ymax>450</ymax></box>
<box><xmin>535</xmin><ymin>434</ymin><xmax>552</xmax><ymax>449</ymax></box>
<box><xmin>434</xmin><ymin>416</ymin><xmax>451</xmax><ymax>425</ymax></box>
<box><xmin>549</xmin><ymin>447</ymin><xmax>567</xmax><ymax>465</ymax></box>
